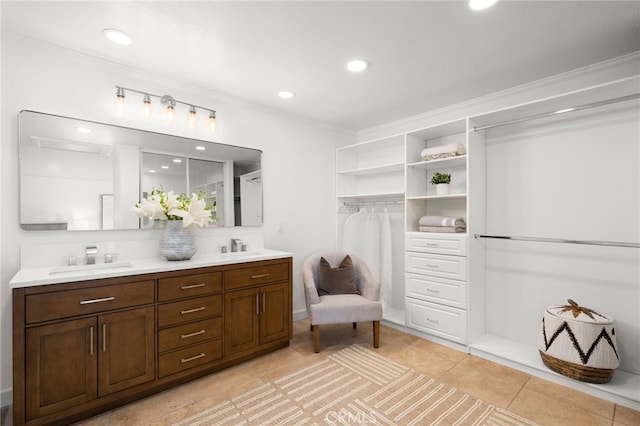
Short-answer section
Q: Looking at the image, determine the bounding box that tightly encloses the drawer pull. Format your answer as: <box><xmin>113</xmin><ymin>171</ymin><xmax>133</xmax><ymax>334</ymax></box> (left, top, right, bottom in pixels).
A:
<box><xmin>426</xmin><ymin>264</ymin><xmax>440</xmax><ymax>269</ymax></box>
<box><xmin>80</xmin><ymin>296</ymin><xmax>115</xmax><ymax>305</ymax></box>
<box><xmin>426</xmin><ymin>243</ymin><xmax>440</xmax><ymax>247</ymax></box>
<box><xmin>251</xmin><ymin>273</ymin><xmax>270</xmax><ymax>279</ymax></box>
<box><xmin>181</xmin><ymin>330</ymin><xmax>206</xmax><ymax>339</ymax></box>
<box><xmin>426</xmin><ymin>288</ymin><xmax>440</xmax><ymax>293</ymax></box>
<box><xmin>102</xmin><ymin>323</ymin><xmax>107</xmax><ymax>352</ymax></box>
<box><xmin>181</xmin><ymin>306</ymin><xmax>206</xmax><ymax>315</ymax></box>
<box><xmin>427</xmin><ymin>318</ymin><xmax>440</xmax><ymax>324</ymax></box>
<box><xmin>181</xmin><ymin>353</ymin><xmax>206</xmax><ymax>363</ymax></box>
<box><xmin>180</xmin><ymin>283</ymin><xmax>206</xmax><ymax>290</ymax></box>
<box><xmin>89</xmin><ymin>326</ymin><xmax>94</xmax><ymax>356</ymax></box>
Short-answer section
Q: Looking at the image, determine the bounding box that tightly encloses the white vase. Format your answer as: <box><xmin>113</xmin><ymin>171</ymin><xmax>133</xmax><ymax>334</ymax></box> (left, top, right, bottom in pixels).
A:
<box><xmin>436</xmin><ymin>183</ymin><xmax>450</xmax><ymax>195</ymax></box>
<box><xmin>160</xmin><ymin>220</ymin><xmax>197</xmax><ymax>261</ymax></box>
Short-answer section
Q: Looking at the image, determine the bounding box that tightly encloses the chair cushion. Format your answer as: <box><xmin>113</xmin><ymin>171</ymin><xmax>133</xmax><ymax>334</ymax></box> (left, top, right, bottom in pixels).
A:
<box><xmin>310</xmin><ymin>294</ymin><xmax>382</xmax><ymax>325</ymax></box>
<box><xmin>317</xmin><ymin>255</ymin><xmax>361</xmax><ymax>296</ymax></box>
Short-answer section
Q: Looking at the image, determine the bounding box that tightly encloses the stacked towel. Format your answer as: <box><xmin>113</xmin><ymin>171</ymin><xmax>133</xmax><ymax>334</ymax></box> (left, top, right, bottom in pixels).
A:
<box><xmin>421</xmin><ymin>143</ymin><xmax>466</xmax><ymax>161</ymax></box>
<box><xmin>418</xmin><ymin>216</ymin><xmax>466</xmax><ymax>233</ymax></box>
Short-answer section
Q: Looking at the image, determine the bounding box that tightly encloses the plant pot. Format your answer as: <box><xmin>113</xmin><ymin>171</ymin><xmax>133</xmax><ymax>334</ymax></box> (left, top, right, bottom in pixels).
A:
<box><xmin>160</xmin><ymin>220</ymin><xmax>197</xmax><ymax>261</ymax></box>
<box><xmin>436</xmin><ymin>183</ymin><xmax>450</xmax><ymax>195</ymax></box>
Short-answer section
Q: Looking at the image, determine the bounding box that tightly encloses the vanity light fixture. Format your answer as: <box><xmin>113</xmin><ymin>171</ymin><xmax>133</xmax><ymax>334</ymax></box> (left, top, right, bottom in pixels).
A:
<box><xmin>469</xmin><ymin>0</ymin><xmax>498</xmax><ymax>10</ymax></box>
<box><xmin>114</xmin><ymin>85</ymin><xmax>218</xmax><ymax>132</ymax></box>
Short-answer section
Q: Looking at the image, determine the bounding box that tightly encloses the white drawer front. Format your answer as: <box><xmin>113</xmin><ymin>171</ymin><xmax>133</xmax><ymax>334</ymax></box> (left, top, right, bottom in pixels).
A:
<box><xmin>406</xmin><ymin>252</ymin><xmax>467</xmax><ymax>281</ymax></box>
<box><xmin>406</xmin><ymin>273</ymin><xmax>467</xmax><ymax>309</ymax></box>
<box><xmin>406</xmin><ymin>298</ymin><xmax>467</xmax><ymax>343</ymax></box>
<box><xmin>406</xmin><ymin>232</ymin><xmax>467</xmax><ymax>256</ymax></box>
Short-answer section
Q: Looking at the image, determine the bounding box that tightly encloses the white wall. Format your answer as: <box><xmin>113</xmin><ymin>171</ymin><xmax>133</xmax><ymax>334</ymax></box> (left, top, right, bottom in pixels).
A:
<box><xmin>0</xmin><ymin>32</ymin><xmax>352</xmax><ymax>405</ymax></box>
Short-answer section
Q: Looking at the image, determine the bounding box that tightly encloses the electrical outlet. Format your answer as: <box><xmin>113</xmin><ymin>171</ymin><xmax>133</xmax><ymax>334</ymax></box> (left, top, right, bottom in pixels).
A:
<box><xmin>276</xmin><ymin>220</ymin><xmax>284</xmax><ymax>233</ymax></box>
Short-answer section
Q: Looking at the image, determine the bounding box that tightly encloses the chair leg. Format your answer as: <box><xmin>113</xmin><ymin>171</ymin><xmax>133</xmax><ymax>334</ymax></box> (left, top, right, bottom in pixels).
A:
<box><xmin>352</xmin><ymin>322</ymin><xmax>357</xmax><ymax>330</ymax></box>
<box><xmin>373</xmin><ymin>321</ymin><xmax>380</xmax><ymax>348</ymax></box>
<box><xmin>313</xmin><ymin>324</ymin><xmax>320</xmax><ymax>353</ymax></box>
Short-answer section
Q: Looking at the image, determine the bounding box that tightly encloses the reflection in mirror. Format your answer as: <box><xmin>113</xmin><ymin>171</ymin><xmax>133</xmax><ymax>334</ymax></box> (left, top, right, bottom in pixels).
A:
<box><xmin>19</xmin><ymin>110</ymin><xmax>262</xmax><ymax>231</ymax></box>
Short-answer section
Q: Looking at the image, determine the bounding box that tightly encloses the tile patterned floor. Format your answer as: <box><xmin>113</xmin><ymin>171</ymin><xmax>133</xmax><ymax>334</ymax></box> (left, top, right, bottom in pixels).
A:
<box><xmin>3</xmin><ymin>319</ymin><xmax>639</xmax><ymax>426</ymax></box>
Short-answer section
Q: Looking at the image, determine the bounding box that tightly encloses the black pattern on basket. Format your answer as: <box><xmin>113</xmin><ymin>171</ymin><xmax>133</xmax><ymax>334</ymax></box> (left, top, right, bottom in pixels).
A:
<box><xmin>541</xmin><ymin>317</ymin><xmax>619</xmax><ymax>365</ymax></box>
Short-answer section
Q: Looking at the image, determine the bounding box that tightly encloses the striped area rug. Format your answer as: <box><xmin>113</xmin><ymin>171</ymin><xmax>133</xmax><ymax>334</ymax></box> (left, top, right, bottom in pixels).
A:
<box><xmin>173</xmin><ymin>344</ymin><xmax>537</xmax><ymax>426</ymax></box>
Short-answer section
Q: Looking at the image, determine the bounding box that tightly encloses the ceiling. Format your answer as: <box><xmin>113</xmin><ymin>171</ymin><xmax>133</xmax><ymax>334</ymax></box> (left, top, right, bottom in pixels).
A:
<box><xmin>2</xmin><ymin>1</ymin><xmax>639</xmax><ymax>131</ymax></box>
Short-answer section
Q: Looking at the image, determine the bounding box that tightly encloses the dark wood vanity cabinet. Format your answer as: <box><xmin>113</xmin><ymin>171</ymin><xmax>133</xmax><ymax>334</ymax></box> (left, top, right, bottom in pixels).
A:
<box><xmin>13</xmin><ymin>257</ymin><xmax>292</xmax><ymax>426</ymax></box>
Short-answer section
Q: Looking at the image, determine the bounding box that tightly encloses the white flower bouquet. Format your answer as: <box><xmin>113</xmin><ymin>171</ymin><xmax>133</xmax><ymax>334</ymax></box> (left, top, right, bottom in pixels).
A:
<box><xmin>132</xmin><ymin>189</ymin><xmax>215</xmax><ymax>228</ymax></box>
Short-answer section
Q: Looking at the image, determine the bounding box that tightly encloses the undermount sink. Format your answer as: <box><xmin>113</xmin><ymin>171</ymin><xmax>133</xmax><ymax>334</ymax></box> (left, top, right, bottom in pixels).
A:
<box><xmin>219</xmin><ymin>251</ymin><xmax>264</xmax><ymax>259</ymax></box>
<box><xmin>49</xmin><ymin>261</ymin><xmax>134</xmax><ymax>275</ymax></box>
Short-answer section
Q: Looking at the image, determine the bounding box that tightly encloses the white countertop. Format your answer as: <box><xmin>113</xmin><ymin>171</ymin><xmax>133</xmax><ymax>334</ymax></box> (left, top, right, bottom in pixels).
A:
<box><xmin>10</xmin><ymin>249</ymin><xmax>292</xmax><ymax>288</ymax></box>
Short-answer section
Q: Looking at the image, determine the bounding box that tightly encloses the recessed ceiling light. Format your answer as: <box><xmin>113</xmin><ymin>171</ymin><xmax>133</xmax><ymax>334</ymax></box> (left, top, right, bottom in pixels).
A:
<box><xmin>102</xmin><ymin>28</ymin><xmax>133</xmax><ymax>45</ymax></box>
<box><xmin>148</xmin><ymin>169</ymin><xmax>156</xmax><ymax>173</ymax></box>
<box><xmin>75</xmin><ymin>126</ymin><xmax>92</xmax><ymax>134</ymax></box>
<box><xmin>195</xmin><ymin>146</ymin><xmax>206</xmax><ymax>151</ymax></box>
<box><xmin>346</xmin><ymin>59</ymin><xmax>368</xmax><ymax>72</ymax></box>
<box><xmin>278</xmin><ymin>91</ymin><xmax>295</xmax><ymax>99</ymax></box>
<box><xmin>469</xmin><ymin>0</ymin><xmax>498</xmax><ymax>11</ymax></box>
<box><xmin>172</xmin><ymin>158</ymin><xmax>182</xmax><ymax>163</ymax></box>
<box><xmin>161</xmin><ymin>165</ymin><xmax>169</xmax><ymax>169</ymax></box>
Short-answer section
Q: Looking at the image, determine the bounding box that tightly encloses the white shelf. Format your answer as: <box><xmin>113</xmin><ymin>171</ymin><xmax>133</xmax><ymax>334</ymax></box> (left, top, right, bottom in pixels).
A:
<box><xmin>407</xmin><ymin>155</ymin><xmax>467</xmax><ymax>169</ymax></box>
<box><xmin>470</xmin><ymin>334</ymin><xmax>640</xmax><ymax>410</ymax></box>
<box><xmin>338</xmin><ymin>162</ymin><xmax>404</xmax><ymax>176</ymax></box>
<box><xmin>407</xmin><ymin>194</ymin><xmax>467</xmax><ymax>201</ymax></box>
<box><xmin>337</xmin><ymin>192</ymin><xmax>405</xmax><ymax>203</ymax></box>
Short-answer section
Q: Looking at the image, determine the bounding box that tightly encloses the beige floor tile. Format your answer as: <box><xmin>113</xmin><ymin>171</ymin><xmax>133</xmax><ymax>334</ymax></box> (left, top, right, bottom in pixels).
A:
<box><xmin>438</xmin><ymin>363</ymin><xmax>523</xmax><ymax>408</ymax></box>
<box><xmin>460</xmin><ymin>355</ymin><xmax>531</xmax><ymax>387</ymax></box>
<box><xmin>106</xmin><ymin>383</ymin><xmax>195</xmax><ymax>425</ymax></box>
<box><xmin>523</xmin><ymin>376</ymin><xmax>614</xmax><ymax>419</ymax></box>
<box><xmin>614</xmin><ymin>404</ymin><xmax>640</xmax><ymax>426</ymax></box>
<box><xmin>191</xmin><ymin>377</ymin><xmax>265</xmax><ymax>411</ymax></box>
<box><xmin>509</xmin><ymin>387</ymin><xmax>611</xmax><ymax>426</ymax></box>
<box><xmin>410</xmin><ymin>337</ymin><xmax>468</xmax><ymax>362</ymax></box>
<box><xmin>386</xmin><ymin>345</ymin><xmax>458</xmax><ymax>379</ymax></box>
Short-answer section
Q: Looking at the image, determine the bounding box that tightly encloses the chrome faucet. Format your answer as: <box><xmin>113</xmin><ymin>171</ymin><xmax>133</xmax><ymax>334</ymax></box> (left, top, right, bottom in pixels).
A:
<box><xmin>86</xmin><ymin>246</ymin><xmax>98</xmax><ymax>265</ymax></box>
<box><xmin>231</xmin><ymin>239</ymin><xmax>243</xmax><ymax>252</ymax></box>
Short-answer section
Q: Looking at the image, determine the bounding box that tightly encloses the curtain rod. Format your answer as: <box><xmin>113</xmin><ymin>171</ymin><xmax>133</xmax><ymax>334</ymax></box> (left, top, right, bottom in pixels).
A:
<box><xmin>472</xmin><ymin>93</ymin><xmax>639</xmax><ymax>132</ymax></box>
<box><xmin>474</xmin><ymin>234</ymin><xmax>639</xmax><ymax>249</ymax></box>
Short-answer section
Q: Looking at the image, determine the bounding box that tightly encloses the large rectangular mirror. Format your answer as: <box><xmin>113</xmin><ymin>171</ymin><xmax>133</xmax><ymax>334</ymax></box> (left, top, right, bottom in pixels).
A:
<box><xmin>19</xmin><ymin>110</ymin><xmax>262</xmax><ymax>231</ymax></box>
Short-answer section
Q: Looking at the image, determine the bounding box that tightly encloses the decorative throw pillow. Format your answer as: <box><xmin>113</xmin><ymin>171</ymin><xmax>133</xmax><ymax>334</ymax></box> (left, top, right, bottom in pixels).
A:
<box><xmin>317</xmin><ymin>255</ymin><xmax>360</xmax><ymax>296</ymax></box>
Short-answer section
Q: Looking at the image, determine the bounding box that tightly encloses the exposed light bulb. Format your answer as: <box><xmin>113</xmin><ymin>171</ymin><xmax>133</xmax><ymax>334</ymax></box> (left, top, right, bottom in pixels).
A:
<box><xmin>142</xmin><ymin>94</ymin><xmax>152</xmax><ymax>118</ymax></box>
<box><xmin>208</xmin><ymin>111</ymin><xmax>217</xmax><ymax>132</ymax></box>
<box><xmin>188</xmin><ymin>106</ymin><xmax>197</xmax><ymax>128</ymax></box>
<box><xmin>114</xmin><ymin>87</ymin><xmax>125</xmax><ymax>113</ymax></box>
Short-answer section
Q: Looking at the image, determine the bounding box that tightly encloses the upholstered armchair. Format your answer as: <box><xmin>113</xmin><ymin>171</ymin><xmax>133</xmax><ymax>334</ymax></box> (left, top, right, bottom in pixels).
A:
<box><xmin>302</xmin><ymin>252</ymin><xmax>383</xmax><ymax>353</ymax></box>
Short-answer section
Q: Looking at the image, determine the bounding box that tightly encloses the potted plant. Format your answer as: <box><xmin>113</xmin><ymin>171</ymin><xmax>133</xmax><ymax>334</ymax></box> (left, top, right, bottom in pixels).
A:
<box><xmin>430</xmin><ymin>172</ymin><xmax>451</xmax><ymax>195</ymax></box>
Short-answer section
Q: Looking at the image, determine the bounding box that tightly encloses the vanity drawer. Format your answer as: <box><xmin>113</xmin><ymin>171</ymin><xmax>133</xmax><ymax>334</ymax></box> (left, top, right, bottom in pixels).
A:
<box><xmin>25</xmin><ymin>280</ymin><xmax>155</xmax><ymax>324</ymax></box>
<box><xmin>406</xmin><ymin>252</ymin><xmax>467</xmax><ymax>281</ymax></box>
<box><xmin>406</xmin><ymin>298</ymin><xmax>467</xmax><ymax>344</ymax></box>
<box><xmin>158</xmin><ymin>272</ymin><xmax>222</xmax><ymax>302</ymax></box>
<box><xmin>406</xmin><ymin>232</ymin><xmax>467</xmax><ymax>256</ymax></box>
<box><xmin>159</xmin><ymin>317</ymin><xmax>222</xmax><ymax>353</ymax></box>
<box><xmin>158</xmin><ymin>339</ymin><xmax>222</xmax><ymax>378</ymax></box>
<box><xmin>224</xmin><ymin>262</ymin><xmax>289</xmax><ymax>290</ymax></box>
<box><xmin>406</xmin><ymin>273</ymin><xmax>467</xmax><ymax>309</ymax></box>
<box><xmin>157</xmin><ymin>295</ymin><xmax>222</xmax><ymax>328</ymax></box>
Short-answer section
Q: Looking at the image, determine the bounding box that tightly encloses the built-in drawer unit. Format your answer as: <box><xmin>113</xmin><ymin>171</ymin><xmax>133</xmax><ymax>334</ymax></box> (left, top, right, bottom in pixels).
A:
<box><xmin>158</xmin><ymin>272</ymin><xmax>222</xmax><ymax>301</ymax></box>
<box><xmin>157</xmin><ymin>295</ymin><xmax>222</xmax><ymax>328</ymax></box>
<box><xmin>158</xmin><ymin>339</ymin><xmax>223</xmax><ymax>378</ymax></box>
<box><xmin>406</xmin><ymin>273</ymin><xmax>467</xmax><ymax>309</ymax></box>
<box><xmin>224</xmin><ymin>262</ymin><xmax>289</xmax><ymax>290</ymax></box>
<box><xmin>158</xmin><ymin>317</ymin><xmax>222</xmax><ymax>353</ymax></box>
<box><xmin>406</xmin><ymin>232</ymin><xmax>467</xmax><ymax>256</ymax></box>
<box><xmin>406</xmin><ymin>298</ymin><xmax>467</xmax><ymax>344</ymax></box>
<box><xmin>25</xmin><ymin>280</ymin><xmax>155</xmax><ymax>324</ymax></box>
<box><xmin>406</xmin><ymin>251</ymin><xmax>467</xmax><ymax>281</ymax></box>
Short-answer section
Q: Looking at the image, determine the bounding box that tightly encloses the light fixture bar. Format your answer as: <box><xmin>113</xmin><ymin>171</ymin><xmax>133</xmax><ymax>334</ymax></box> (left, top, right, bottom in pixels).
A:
<box><xmin>114</xmin><ymin>85</ymin><xmax>217</xmax><ymax>118</ymax></box>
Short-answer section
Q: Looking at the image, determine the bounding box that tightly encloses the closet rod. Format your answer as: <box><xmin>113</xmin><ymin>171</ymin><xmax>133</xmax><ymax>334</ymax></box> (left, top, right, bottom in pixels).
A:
<box><xmin>344</xmin><ymin>200</ymin><xmax>405</xmax><ymax>206</ymax></box>
<box><xmin>474</xmin><ymin>234</ymin><xmax>639</xmax><ymax>249</ymax></box>
<box><xmin>472</xmin><ymin>93</ymin><xmax>639</xmax><ymax>132</ymax></box>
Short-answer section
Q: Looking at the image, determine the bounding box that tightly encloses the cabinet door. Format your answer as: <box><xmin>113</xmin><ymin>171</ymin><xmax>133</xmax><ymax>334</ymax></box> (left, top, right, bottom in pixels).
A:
<box><xmin>25</xmin><ymin>317</ymin><xmax>97</xmax><ymax>420</ymax></box>
<box><xmin>260</xmin><ymin>283</ymin><xmax>289</xmax><ymax>344</ymax></box>
<box><xmin>224</xmin><ymin>288</ymin><xmax>259</xmax><ymax>355</ymax></box>
<box><xmin>98</xmin><ymin>306</ymin><xmax>155</xmax><ymax>396</ymax></box>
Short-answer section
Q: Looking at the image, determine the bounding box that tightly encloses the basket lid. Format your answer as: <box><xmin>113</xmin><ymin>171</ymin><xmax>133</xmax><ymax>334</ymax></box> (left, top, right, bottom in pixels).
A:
<box><xmin>546</xmin><ymin>299</ymin><xmax>614</xmax><ymax>324</ymax></box>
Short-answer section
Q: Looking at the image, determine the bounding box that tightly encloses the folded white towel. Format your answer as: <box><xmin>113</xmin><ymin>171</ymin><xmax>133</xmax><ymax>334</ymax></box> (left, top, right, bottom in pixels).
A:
<box><xmin>419</xmin><ymin>226</ymin><xmax>466</xmax><ymax>233</ymax></box>
<box><xmin>421</xmin><ymin>143</ymin><xmax>466</xmax><ymax>161</ymax></box>
<box><xmin>419</xmin><ymin>216</ymin><xmax>466</xmax><ymax>227</ymax></box>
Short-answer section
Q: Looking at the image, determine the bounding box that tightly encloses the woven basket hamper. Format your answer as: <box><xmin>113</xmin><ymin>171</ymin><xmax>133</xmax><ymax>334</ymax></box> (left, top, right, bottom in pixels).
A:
<box><xmin>537</xmin><ymin>299</ymin><xmax>619</xmax><ymax>384</ymax></box>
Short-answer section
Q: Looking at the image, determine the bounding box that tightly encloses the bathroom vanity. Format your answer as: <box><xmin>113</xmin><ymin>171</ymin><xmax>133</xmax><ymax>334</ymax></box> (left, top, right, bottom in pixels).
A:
<box><xmin>11</xmin><ymin>251</ymin><xmax>292</xmax><ymax>426</ymax></box>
